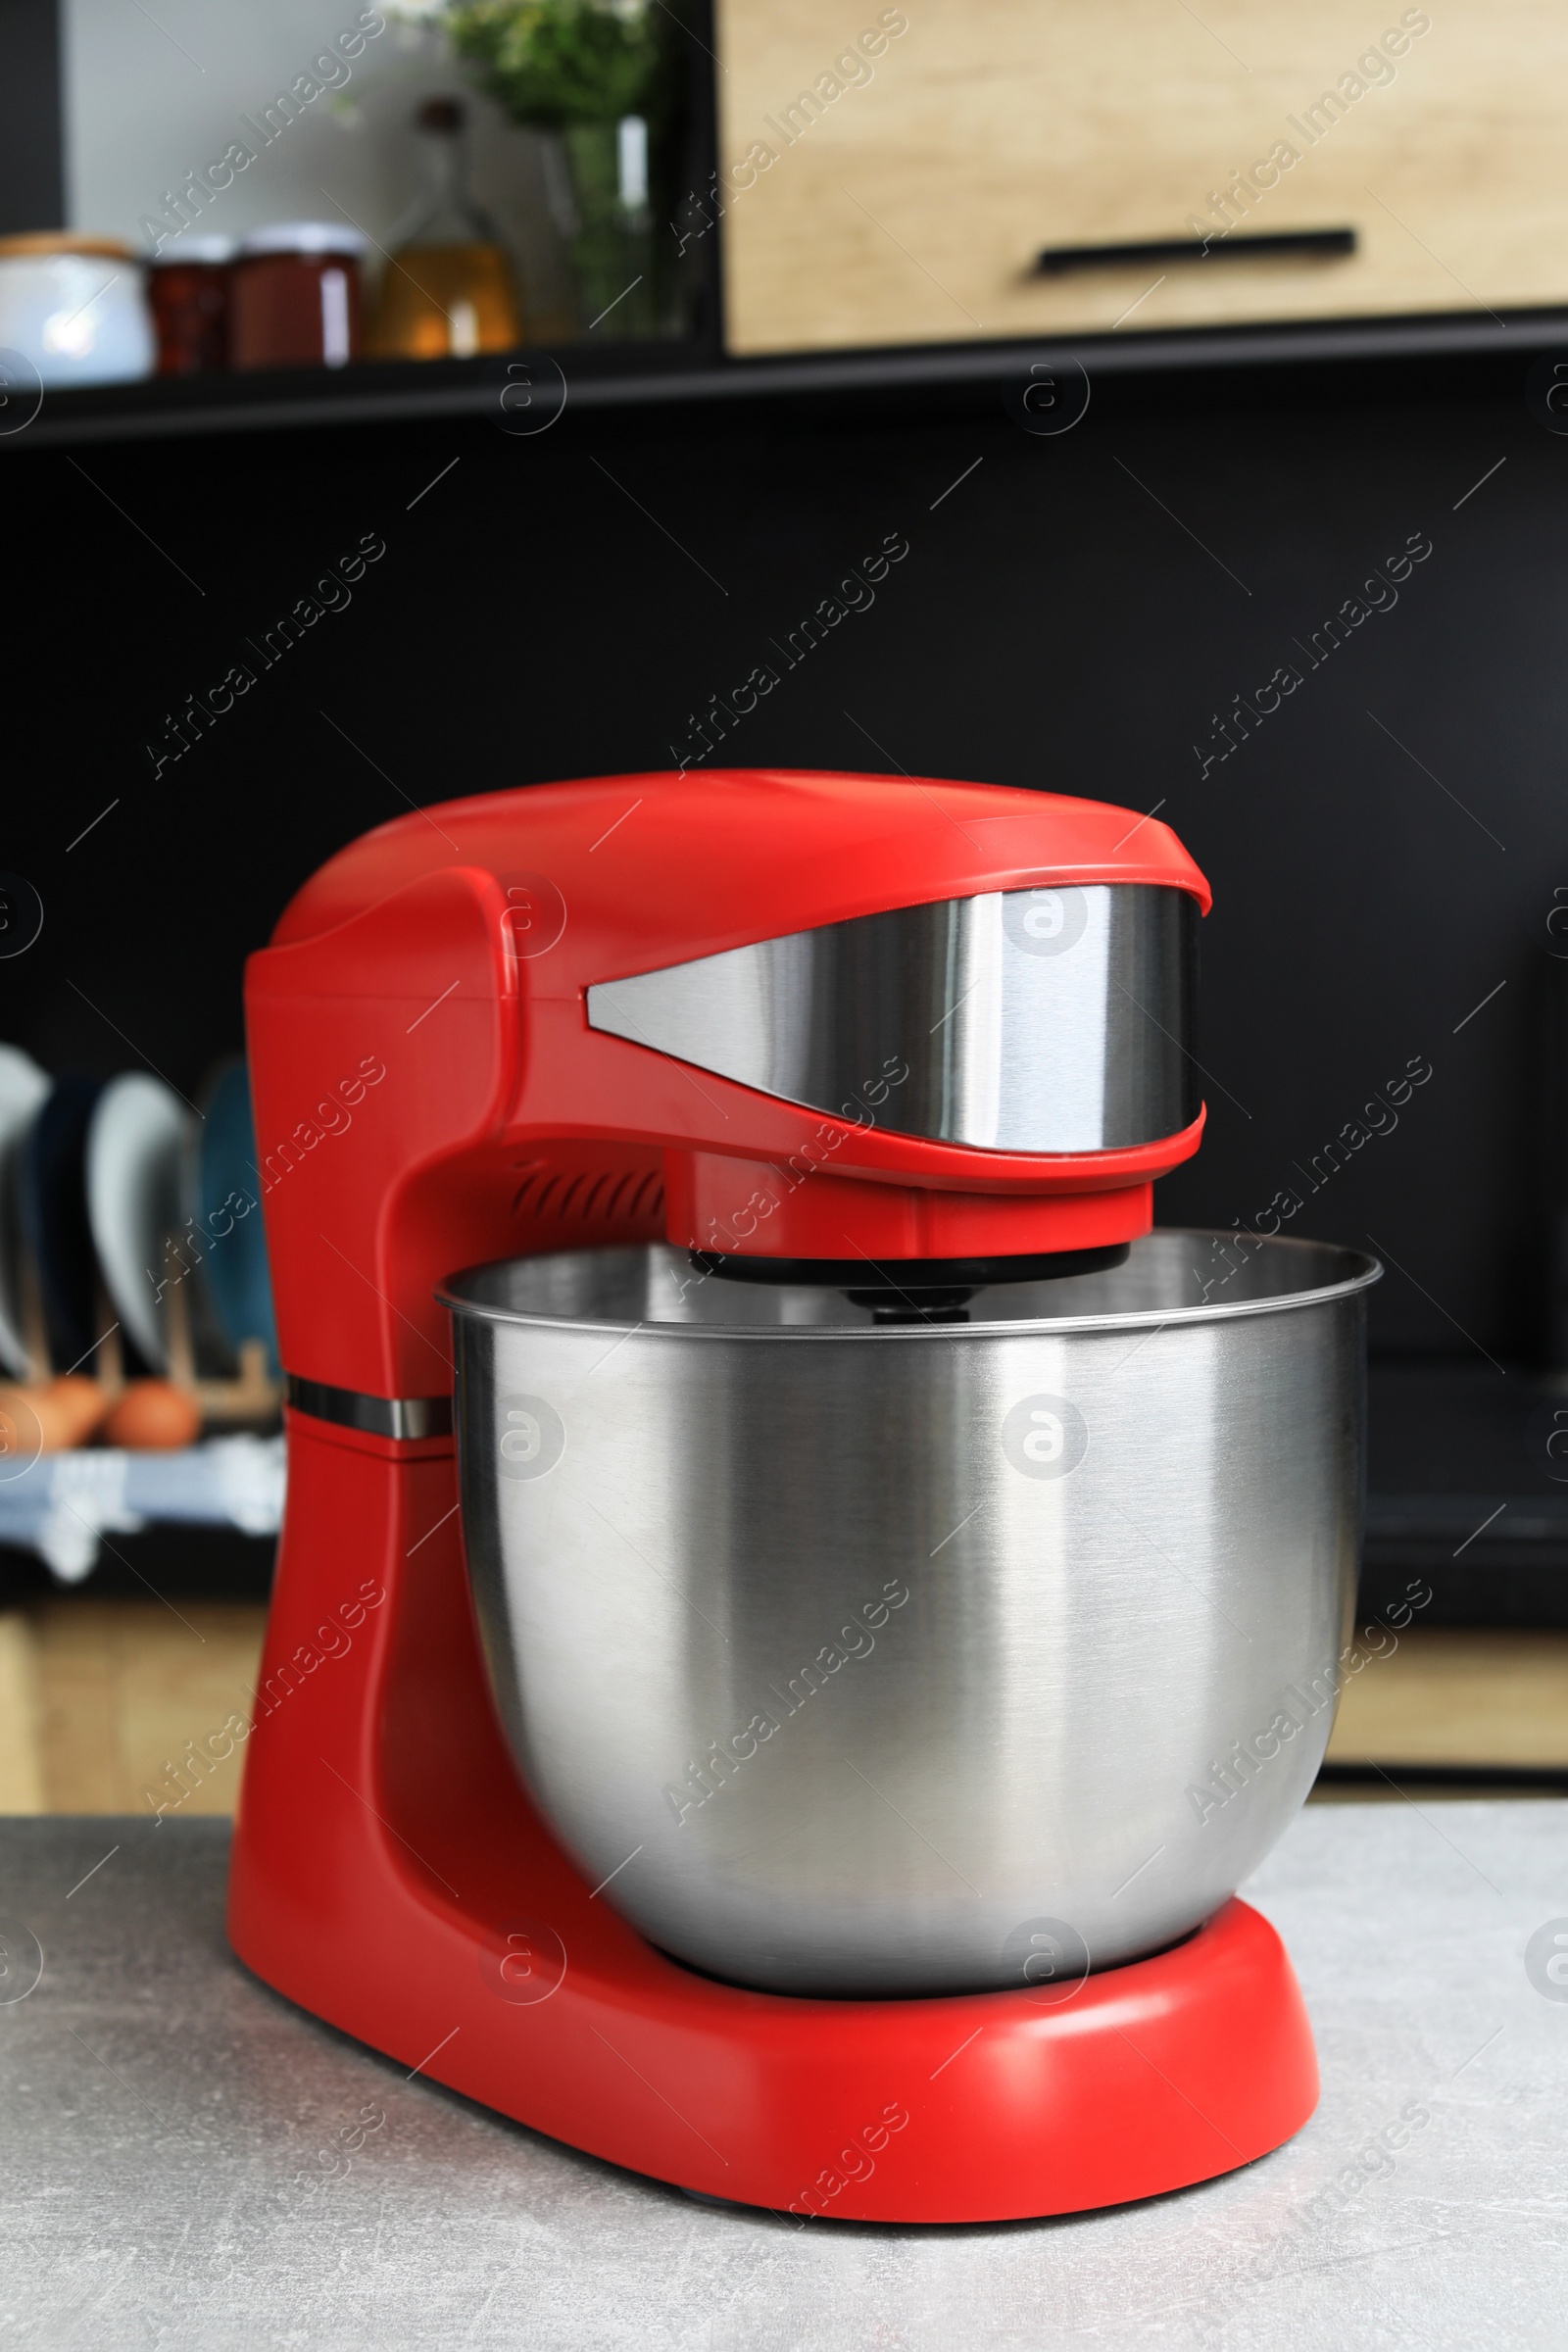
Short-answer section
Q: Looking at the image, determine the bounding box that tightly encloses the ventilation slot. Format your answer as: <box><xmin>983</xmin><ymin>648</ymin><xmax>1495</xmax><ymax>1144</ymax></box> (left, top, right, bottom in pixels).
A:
<box><xmin>510</xmin><ymin>1162</ymin><xmax>665</xmax><ymax>1232</ymax></box>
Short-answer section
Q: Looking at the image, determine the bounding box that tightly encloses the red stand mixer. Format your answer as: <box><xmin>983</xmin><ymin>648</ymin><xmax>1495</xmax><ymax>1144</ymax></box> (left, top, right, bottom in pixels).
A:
<box><xmin>229</xmin><ymin>770</ymin><xmax>1372</xmax><ymax>2222</ymax></box>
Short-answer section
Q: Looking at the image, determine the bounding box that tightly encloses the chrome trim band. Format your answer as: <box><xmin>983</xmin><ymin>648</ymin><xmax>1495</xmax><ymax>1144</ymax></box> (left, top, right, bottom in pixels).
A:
<box><xmin>587</xmin><ymin>884</ymin><xmax>1199</xmax><ymax>1152</ymax></box>
<box><xmin>286</xmin><ymin>1375</ymin><xmax>453</xmax><ymax>1442</ymax></box>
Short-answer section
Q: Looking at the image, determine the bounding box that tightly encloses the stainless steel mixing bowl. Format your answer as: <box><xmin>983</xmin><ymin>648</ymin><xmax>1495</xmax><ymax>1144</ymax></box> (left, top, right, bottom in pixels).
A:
<box><xmin>441</xmin><ymin>1232</ymin><xmax>1379</xmax><ymax>1997</ymax></box>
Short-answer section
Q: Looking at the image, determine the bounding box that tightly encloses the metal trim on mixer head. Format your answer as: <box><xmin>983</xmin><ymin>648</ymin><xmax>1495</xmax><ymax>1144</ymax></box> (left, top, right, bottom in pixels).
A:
<box><xmin>585</xmin><ymin>884</ymin><xmax>1200</xmax><ymax>1152</ymax></box>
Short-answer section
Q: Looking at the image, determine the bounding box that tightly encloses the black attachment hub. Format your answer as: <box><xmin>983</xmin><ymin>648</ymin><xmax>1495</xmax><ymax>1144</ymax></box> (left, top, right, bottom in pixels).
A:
<box><xmin>687</xmin><ymin>1243</ymin><xmax>1132</xmax><ymax>1324</ymax></box>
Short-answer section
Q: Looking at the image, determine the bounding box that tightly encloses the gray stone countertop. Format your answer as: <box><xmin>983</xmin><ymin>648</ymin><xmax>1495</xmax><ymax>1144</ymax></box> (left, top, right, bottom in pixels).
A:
<box><xmin>1</xmin><ymin>1802</ymin><xmax>1565</xmax><ymax>2349</ymax></box>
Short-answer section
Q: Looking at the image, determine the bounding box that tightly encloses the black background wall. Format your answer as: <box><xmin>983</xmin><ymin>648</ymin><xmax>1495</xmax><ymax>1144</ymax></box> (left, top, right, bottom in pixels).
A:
<box><xmin>5</xmin><ymin>361</ymin><xmax>1555</xmax><ymax>1371</ymax></box>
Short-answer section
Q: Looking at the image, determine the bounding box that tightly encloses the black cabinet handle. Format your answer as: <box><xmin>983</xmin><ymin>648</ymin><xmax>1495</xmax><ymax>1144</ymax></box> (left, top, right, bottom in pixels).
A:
<box><xmin>1036</xmin><ymin>227</ymin><xmax>1356</xmax><ymax>275</ymax></box>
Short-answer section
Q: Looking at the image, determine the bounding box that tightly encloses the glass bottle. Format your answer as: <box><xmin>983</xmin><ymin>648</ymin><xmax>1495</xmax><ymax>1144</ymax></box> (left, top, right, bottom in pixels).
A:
<box><xmin>369</xmin><ymin>96</ymin><xmax>524</xmax><ymax>361</ymax></box>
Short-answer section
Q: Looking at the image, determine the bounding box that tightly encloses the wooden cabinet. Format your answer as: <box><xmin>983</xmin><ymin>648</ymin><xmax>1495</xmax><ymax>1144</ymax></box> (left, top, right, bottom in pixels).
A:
<box><xmin>714</xmin><ymin>0</ymin><xmax>1568</xmax><ymax>354</ymax></box>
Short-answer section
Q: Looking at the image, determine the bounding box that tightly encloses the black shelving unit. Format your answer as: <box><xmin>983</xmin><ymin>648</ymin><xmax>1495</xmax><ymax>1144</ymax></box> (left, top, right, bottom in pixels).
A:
<box><xmin>3</xmin><ymin>306</ymin><xmax>1567</xmax><ymax>453</ymax></box>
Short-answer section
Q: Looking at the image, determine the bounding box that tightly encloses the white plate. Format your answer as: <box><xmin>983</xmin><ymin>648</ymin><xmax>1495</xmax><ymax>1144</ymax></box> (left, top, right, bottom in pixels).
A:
<box><xmin>86</xmin><ymin>1073</ymin><xmax>192</xmax><ymax>1372</ymax></box>
<box><xmin>0</xmin><ymin>1046</ymin><xmax>50</xmax><ymax>1376</ymax></box>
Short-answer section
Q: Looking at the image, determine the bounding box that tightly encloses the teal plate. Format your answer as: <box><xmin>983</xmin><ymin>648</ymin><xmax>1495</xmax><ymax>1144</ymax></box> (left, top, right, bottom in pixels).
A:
<box><xmin>193</xmin><ymin>1059</ymin><xmax>279</xmax><ymax>1376</ymax></box>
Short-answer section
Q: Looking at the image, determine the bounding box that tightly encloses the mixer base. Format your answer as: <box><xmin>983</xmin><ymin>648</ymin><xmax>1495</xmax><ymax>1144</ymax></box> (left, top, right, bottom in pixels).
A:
<box><xmin>228</xmin><ymin>1422</ymin><xmax>1318</xmax><ymax>2226</ymax></box>
<box><xmin>237</xmin><ymin>1835</ymin><xmax>1315</xmax><ymax>2224</ymax></box>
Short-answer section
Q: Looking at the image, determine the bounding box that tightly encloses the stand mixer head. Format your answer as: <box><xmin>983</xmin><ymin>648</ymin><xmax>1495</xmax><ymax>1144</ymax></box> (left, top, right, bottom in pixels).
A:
<box><xmin>228</xmin><ymin>770</ymin><xmax>1373</xmax><ymax>2219</ymax></box>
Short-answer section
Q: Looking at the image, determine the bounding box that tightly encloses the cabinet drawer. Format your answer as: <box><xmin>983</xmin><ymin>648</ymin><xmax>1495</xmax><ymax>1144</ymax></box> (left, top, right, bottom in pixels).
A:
<box><xmin>715</xmin><ymin>0</ymin><xmax>1568</xmax><ymax>354</ymax></box>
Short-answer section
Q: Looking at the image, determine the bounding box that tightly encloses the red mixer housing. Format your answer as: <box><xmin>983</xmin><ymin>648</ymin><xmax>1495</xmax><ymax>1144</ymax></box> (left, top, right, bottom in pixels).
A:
<box><xmin>226</xmin><ymin>770</ymin><xmax>1317</xmax><ymax>2221</ymax></box>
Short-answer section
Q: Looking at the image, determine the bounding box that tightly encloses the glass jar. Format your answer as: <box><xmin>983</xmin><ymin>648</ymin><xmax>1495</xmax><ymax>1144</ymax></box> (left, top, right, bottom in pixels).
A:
<box><xmin>0</xmin><ymin>233</ymin><xmax>155</xmax><ymax>385</ymax></box>
<box><xmin>549</xmin><ymin>115</ymin><xmax>656</xmax><ymax>337</ymax></box>
<box><xmin>230</xmin><ymin>225</ymin><xmax>367</xmax><ymax>371</ymax></box>
<box><xmin>149</xmin><ymin>234</ymin><xmax>235</xmax><ymax>375</ymax></box>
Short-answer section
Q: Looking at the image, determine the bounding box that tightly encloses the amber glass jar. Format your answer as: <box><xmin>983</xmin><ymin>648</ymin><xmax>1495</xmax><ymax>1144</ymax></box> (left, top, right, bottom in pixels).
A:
<box><xmin>230</xmin><ymin>224</ymin><xmax>366</xmax><ymax>370</ymax></box>
<box><xmin>150</xmin><ymin>234</ymin><xmax>234</xmax><ymax>374</ymax></box>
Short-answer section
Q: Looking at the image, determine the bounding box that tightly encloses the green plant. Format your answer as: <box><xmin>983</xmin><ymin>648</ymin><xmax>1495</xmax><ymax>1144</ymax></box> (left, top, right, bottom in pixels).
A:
<box><xmin>445</xmin><ymin>0</ymin><xmax>669</xmax><ymax>129</ymax></box>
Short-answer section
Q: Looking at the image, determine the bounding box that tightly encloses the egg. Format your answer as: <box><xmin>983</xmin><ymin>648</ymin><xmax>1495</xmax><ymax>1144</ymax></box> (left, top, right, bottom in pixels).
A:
<box><xmin>103</xmin><ymin>1379</ymin><xmax>202</xmax><ymax>1451</ymax></box>
<box><xmin>0</xmin><ymin>1375</ymin><xmax>109</xmax><ymax>1455</ymax></box>
<box><xmin>0</xmin><ymin>1387</ymin><xmax>45</xmax><ymax>1464</ymax></box>
<box><xmin>45</xmin><ymin>1374</ymin><xmax>113</xmax><ymax>1446</ymax></box>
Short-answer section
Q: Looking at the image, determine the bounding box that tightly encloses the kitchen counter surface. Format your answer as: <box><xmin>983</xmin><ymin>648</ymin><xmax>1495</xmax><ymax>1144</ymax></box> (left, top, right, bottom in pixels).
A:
<box><xmin>1</xmin><ymin>1803</ymin><xmax>1564</xmax><ymax>2349</ymax></box>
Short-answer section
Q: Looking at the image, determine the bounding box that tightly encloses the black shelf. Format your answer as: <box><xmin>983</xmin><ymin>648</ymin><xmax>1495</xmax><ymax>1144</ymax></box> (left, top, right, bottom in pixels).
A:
<box><xmin>7</xmin><ymin>305</ymin><xmax>1568</xmax><ymax>451</ymax></box>
<box><xmin>1361</xmin><ymin>1358</ymin><xmax>1568</xmax><ymax>1625</ymax></box>
<box><xmin>0</xmin><ymin>1526</ymin><xmax>275</xmax><ymax>1604</ymax></box>
<box><xmin>1314</xmin><ymin>1761</ymin><xmax>1568</xmax><ymax>1792</ymax></box>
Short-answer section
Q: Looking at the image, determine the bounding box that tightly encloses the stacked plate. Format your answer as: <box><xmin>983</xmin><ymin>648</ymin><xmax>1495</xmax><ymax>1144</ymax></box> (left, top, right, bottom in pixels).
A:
<box><xmin>0</xmin><ymin>1044</ymin><xmax>278</xmax><ymax>1384</ymax></box>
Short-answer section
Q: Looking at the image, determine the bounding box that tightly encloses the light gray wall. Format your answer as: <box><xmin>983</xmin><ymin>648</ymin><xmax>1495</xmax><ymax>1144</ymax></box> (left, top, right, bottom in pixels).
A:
<box><xmin>61</xmin><ymin>0</ymin><xmax>573</xmax><ymax>328</ymax></box>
